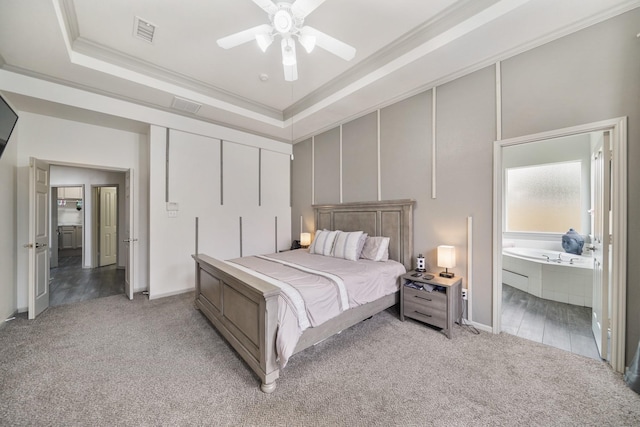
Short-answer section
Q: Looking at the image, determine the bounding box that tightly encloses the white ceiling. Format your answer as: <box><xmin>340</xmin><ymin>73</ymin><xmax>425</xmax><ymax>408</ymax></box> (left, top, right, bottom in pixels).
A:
<box><xmin>0</xmin><ymin>0</ymin><xmax>638</xmax><ymax>142</ymax></box>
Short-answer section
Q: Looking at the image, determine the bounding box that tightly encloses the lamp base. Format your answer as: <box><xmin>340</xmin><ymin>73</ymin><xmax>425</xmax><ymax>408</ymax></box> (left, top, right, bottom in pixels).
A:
<box><xmin>439</xmin><ymin>271</ymin><xmax>454</xmax><ymax>278</ymax></box>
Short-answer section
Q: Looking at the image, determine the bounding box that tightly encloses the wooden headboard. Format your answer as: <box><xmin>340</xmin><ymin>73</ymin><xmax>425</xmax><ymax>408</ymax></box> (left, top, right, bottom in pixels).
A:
<box><xmin>312</xmin><ymin>199</ymin><xmax>415</xmax><ymax>270</ymax></box>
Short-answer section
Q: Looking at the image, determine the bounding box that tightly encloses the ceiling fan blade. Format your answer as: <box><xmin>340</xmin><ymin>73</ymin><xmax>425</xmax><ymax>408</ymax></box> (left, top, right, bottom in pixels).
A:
<box><xmin>252</xmin><ymin>0</ymin><xmax>278</xmax><ymax>15</ymax></box>
<box><xmin>217</xmin><ymin>24</ymin><xmax>272</xmax><ymax>49</ymax></box>
<box><xmin>300</xmin><ymin>26</ymin><xmax>356</xmax><ymax>61</ymax></box>
<box><xmin>291</xmin><ymin>0</ymin><xmax>325</xmax><ymax>18</ymax></box>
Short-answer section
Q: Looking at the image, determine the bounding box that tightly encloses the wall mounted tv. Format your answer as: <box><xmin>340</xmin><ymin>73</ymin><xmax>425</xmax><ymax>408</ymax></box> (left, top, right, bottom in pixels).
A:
<box><xmin>0</xmin><ymin>93</ymin><xmax>18</xmax><ymax>160</ymax></box>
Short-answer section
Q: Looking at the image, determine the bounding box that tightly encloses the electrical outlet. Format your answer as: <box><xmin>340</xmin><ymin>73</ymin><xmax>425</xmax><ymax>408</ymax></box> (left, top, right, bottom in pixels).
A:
<box><xmin>461</xmin><ymin>289</ymin><xmax>468</xmax><ymax>300</ymax></box>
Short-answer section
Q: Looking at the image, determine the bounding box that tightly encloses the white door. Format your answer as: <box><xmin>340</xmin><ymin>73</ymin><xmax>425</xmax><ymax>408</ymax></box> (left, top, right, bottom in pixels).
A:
<box><xmin>99</xmin><ymin>186</ymin><xmax>118</xmax><ymax>266</ymax></box>
<box><xmin>124</xmin><ymin>170</ymin><xmax>135</xmax><ymax>300</ymax></box>
<box><xmin>28</xmin><ymin>158</ymin><xmax>50</xmax><ymax>319</ymax></box>
<box><xmin>590</xmin><ymin>132</ymin><xmax>610</xmax><ymax>360</ymax></box>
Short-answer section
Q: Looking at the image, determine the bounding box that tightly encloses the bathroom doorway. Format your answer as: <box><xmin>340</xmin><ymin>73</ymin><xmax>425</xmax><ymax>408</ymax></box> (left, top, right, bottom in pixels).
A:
<box><xmin>492</xmin><ymin>118</ymin><xmax>628</xmax><ymax>373</ymax></box>
<box><xmin>500</xmin><ymin>134</ymin><xmax>597</xmax><ymax>359</ymax></box>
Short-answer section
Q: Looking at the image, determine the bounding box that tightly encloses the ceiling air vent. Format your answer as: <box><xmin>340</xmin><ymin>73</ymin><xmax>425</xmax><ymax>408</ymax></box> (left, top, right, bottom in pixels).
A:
<box><xmin>171</xmin><ymin>96</ymin><xmax>202</xmax><ymax>114</ymax></box>
<box><xmin>134</xmin><ymin>16</ymin><xmax>156</xmax><ymax>43</ymax></box>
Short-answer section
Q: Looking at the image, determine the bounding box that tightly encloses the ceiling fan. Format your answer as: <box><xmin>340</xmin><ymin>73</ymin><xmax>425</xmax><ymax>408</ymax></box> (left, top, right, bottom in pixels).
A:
<box><xmin>216</xmin><ymin>0</ymin><xmax>356</xmax><ymax>81</ymax></box>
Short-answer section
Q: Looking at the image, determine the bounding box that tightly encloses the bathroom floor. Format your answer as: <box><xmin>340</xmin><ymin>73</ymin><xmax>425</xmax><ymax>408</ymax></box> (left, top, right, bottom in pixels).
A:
<box><xmin>50</xmin><ymin>255</ymin><xmax>125</xmax><ymax>306</ymax></box>
<box><xmin>501</xmin><ymin>284</ymin><xmax>600</xmax><ymax>360</ymax></box>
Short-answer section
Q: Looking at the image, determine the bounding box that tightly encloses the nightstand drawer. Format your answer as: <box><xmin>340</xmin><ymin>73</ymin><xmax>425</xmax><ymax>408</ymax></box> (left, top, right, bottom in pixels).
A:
<box><xmin>404</xmin><ymin>299</ymin><xmax>447</xmax><ymax>329</ymax></box>
<box><xmin>404</xmin><ymin>287</ymin><xmax>446</xmax><ymax>308</ymax></box>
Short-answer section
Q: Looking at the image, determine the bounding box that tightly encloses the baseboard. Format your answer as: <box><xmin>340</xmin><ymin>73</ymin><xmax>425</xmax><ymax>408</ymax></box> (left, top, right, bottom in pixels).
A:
<box><xmin>467</xmin><ymin>320</ymin><xmax>493</xmax><ymax>333</ymax></box>
<box><xmin>1</xmin><ymin>309</ymin><xmax>19</xmax><ymax>329</ymax></box>
<box><xmin>148</xmin><ymin>286</ymin><xmax>194</xmax><ymax>300</ymax></box>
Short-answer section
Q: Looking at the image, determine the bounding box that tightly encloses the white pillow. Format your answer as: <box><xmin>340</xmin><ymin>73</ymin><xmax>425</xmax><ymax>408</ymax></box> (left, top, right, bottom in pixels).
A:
<box><xmin>332</xmin><ymin>231</ymin><xmax>364</xmax><ymax>261</ymax></box>
<box><xmin>356</xmin><ymin>233</ymin><xmax>368</xmax><ymax>259</ymax></box>
<box><xmin>360</xmin><ymin>236</ymin><xmax>390</xmax><ymax>262</ymax></box>
<box><xmin>309</xmin><ymin>230</ymin><xmax>338</xmax><ymax>256</ymax></box>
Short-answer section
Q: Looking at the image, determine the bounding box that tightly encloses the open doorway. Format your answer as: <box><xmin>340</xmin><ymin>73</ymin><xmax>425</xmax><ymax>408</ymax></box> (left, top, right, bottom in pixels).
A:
<box><xmin>492</xmin><ymin>118</ymin><xmax>628</xmax><ymax>373</ymax></box>
<box><xmin>499</xmin><ymin>134</ymin><xmax>598</xmax><ymax>359</ymax></box>
<box><xmin>47</xmin><ymin>166</ymin><xmax>126</xmax><ymax>307</ymax></box>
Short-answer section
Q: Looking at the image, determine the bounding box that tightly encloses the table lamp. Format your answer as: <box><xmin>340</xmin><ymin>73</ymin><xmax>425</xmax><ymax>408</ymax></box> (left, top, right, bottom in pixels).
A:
<box><xmin>437</xmin><ymin>245</ymin><xmax>456</xmax><ymax>278</ymax></box>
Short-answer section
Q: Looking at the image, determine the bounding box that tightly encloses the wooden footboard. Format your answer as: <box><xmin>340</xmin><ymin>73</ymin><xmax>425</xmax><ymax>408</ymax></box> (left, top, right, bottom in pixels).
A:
<box><xmin>193</xmin><ymin>254</ymin><xmax>281</xmax><ymax>393</ymax></box>
<box><xmin>193</xmin><ymin>253</ymin><xmax>400</xmax><ymax>393</ymax></box>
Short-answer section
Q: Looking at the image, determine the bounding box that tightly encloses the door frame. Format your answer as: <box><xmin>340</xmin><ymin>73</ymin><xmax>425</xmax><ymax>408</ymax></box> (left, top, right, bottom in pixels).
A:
<box><xmin>492</xmin><ymin>117</ymin><xmax>627</xmax><ymax>373</ymax></box>
<box><xmin>29</xmin><ymin>160</ymin><xmax>137</xmax><ymax>317</ymax></box>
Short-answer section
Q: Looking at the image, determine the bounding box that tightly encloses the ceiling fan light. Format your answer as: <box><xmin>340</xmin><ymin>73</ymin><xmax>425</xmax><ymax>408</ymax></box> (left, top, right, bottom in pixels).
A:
<box><xmin>298</xmin><ymin>34</ymin><xmax>316</xmax><ymax>53</ymax></box>
<box><xmin>255</xmin><ymin>33</ymin><xmax>273</xmax><ymax>52</ymax></box>
<box><xmin>281</xmin><ymin>38</ymin><xmax>297</xmax><ymax>66</ymax></box>
<box><xmin>284</xmin><ymin>63</ymin><xmax>298</xmax><ymax>81</ymax></box>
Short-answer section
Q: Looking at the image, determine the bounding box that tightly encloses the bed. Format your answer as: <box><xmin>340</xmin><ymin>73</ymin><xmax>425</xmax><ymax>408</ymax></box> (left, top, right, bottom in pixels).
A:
<box><xmin>192</xmin><ymin>199</ymin><xmax>415</xmax><ymax>392</ymax></box>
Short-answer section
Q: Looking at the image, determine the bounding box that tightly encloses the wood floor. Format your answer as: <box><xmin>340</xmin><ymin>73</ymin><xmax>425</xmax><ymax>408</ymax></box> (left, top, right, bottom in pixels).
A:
<box><xmin>50</xmin><ymin>255</ymin><xmax>124</xmax><ymax>306</ymax></box>
<box><xmin>501</xmin><ymin>284</ymin><xmax>600</xmax><ymax>360</ymax></box>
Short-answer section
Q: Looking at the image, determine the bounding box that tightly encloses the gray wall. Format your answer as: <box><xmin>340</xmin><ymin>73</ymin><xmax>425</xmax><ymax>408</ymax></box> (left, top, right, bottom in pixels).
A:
<box><xmin>292</xmin><ymin>9</ymin><xmax>640</xmax><ymax>364</ymax></box>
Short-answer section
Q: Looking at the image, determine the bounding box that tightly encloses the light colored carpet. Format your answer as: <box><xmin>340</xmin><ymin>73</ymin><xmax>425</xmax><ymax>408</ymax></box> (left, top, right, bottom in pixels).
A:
<box><xmin>1</xmin><ymin>292</ymin><xmax>638</xmax><ymax>426</ymax></box>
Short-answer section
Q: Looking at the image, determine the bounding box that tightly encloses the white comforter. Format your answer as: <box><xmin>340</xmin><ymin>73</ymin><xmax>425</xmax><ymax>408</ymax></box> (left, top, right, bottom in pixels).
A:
<box><xmin>228</xmin><ymin>249</ymin><xmax>405</xmax><ymax>367</ymax></box>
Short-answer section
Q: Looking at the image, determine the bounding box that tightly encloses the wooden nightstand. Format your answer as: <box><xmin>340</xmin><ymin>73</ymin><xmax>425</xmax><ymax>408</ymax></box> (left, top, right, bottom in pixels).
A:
<box><xmin>400</xmin><ymin>271</ymin><xmax>462</xmax><ymax>338</ymax></box>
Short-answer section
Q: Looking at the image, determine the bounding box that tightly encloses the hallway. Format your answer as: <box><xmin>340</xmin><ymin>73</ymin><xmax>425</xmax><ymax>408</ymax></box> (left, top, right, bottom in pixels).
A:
<box><xmin>50</xmin><ymin>255</ymin><xmax>124</xmax><ymax>306</ymax></box>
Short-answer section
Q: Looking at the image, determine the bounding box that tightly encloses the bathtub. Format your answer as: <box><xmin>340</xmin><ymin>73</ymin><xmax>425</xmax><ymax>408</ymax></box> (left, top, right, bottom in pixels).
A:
<box><xmin>502</xmin><ymin>247</ymin><xmax>593</xmax><ymax>307</ymax></box>
<box><xmin>503</xmin><ymin>247</ymin><xmax>593</xmax><ymax>269</ymax></box>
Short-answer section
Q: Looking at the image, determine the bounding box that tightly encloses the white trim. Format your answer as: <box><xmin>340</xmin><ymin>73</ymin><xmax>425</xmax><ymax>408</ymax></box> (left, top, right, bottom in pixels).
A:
<box><xmin>0</xmin><ymin>69</ymin><xmax>292</xmax><ymax>156</ymax></box>
<box><xmin>52</xmin><ymin>1</ymin><xmax>284</xmax><ymax>129</ymax></box>
<box><xmin>469</xmin><ymin>321</ymin><xmax>493</xmax><ymax>333</ymax></box>
<box><xmin>311</xmin><ymin>136</ymin><xmax>315</xmax><ymax>205</ymax></box>
<box><xmin>496</xmin><ymin>61</ymin><xmax>502</xmax><ymax>141</ymax></box>
<box><xmin>377</xmin><ymin>109</ymin><xmax>381</xmax><ymax>201</ymax></box>
<box><xmin>467</xmin><ymin>216</ymin><xmax>473</xmax><ymax>321</ymax></box>
<box><xmin>431</xmin><ymin>87</ymin><xmax>437</xmax><ymax>199</ymax></box>
<box><xmin>492</xmin><ymin>117</ymin><xmax>627</xmax><ymax>373</ymax></box>
<box><xmin>611</xmin><ymin>118</ymin><xmax>627</xmax><ymax>372</ymax></box>
<box><xmin>148</xmin><ymin>286</ymin><xmax>193</xmax><ymax>300</ymax></box>
<box><xmin>339</xmin><ymin>125</ymin><xmax>343</xmax><ymax>203</ymax></box>
<box><xmin>291</xmin><ymin>0</ymin><xmax>534</xmax><ymax>125</ymax></box>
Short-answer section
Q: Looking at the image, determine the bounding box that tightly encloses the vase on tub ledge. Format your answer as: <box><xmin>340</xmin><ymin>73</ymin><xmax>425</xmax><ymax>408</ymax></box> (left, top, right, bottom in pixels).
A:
<box><xmin>562</xmin><ymin>228</ymin><xmax>584</xmax><ymax>255</ymax></box>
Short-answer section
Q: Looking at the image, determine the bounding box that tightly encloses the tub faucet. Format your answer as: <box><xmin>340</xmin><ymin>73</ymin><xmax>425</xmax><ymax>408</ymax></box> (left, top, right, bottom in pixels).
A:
<box><xmin>556</xmin><ymin>253</ymin><xmax>564</xmax><ymax>263</ymax></box>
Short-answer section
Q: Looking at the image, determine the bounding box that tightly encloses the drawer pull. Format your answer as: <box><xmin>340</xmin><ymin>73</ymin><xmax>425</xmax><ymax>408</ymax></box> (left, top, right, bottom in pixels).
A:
<box><xmin>414</xmin><ymin>295</ymin><xmax>432</xmax><ymax>302</ymax></box>
<box><xmin>415</xmin><ymin>311</ymin><xmax>432</xmax><ymax>317</ymax></box>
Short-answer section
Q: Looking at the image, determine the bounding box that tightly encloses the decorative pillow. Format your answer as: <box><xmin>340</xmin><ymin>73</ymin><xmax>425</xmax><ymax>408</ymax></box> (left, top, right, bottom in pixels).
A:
<box><xmin>332</xmin><ymin>231</ymin><xmax>364</xmax><ymax>261</ymax></box>
<box><xmin>309</xmin><ymin>230</ymin><xmax>338</xmax><ymax>256</ymax></box>
<box><xmin>360</xmin><ymin>236</ymin><xmax>390</xmax><ymax>262</ymax></box>
<box><xmin>356</xmin><ymin>233</ymin><xmax>368</xmax><ymax>259</ymax></box>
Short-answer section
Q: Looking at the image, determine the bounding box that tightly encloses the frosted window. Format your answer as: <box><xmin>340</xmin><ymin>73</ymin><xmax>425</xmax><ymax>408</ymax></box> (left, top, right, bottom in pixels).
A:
<box><xmin>506</xmin><ymin>161</ymin><xmax>581</xmax><ymax>233</ymax></box>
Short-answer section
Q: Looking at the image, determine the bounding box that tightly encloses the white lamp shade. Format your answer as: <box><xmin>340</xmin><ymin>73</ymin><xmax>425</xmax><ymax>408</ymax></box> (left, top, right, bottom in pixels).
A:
<box><xmin>437</xmin><ymin>245</ymin><xmax>456</xmax><ymax>268</ymax></box>
<box><xmin>300</xmin><ymin>232</ymin><xmax>311</xmax><ymax>247</ymax></box>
